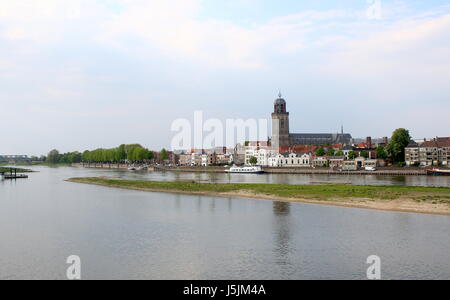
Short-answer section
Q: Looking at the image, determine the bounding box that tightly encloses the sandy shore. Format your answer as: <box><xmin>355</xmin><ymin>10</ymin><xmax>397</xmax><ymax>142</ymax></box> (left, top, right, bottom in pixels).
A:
<box><xmin>67</xmin><ymin>178</ymin><xmax>450</xmax><ymax>216</ymax></box>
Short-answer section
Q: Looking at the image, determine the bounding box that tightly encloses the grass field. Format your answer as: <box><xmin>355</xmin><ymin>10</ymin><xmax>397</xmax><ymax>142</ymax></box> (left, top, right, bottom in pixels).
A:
<box><xmin>68</xmin><ymin>177</ymin><xmax>450</xmax><ymax>207</ymax></box>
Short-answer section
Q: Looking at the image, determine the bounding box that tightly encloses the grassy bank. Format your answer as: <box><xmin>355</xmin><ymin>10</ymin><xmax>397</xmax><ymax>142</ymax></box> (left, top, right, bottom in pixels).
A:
<box><xmin>0</xmin><ymin>167</ymin><xmax>34</xmax><ymax>173</ymax></box>
<box><xmin>68</xmin><ymin>177</ymin><xmax>450</xmax><ymax>215</ymax></box>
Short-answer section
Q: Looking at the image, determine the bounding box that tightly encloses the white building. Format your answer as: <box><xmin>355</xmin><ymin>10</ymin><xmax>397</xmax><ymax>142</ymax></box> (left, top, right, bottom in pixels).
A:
<box><xmin>245</xmin><ymin>147</ymin><xmax>277</xmax><ymax>166</ymax></box>
<box><xmin>268</xmin><ymin>153</ymin><xmax>311</xmax><ymax>167</ymax></box>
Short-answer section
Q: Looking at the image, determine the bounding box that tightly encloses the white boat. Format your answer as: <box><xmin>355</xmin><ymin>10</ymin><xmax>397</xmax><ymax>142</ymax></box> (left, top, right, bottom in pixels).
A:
<box><xmin>226</xmin><ymin>166</ymin><xmax>265</xmax><ymax>174</ymax></box>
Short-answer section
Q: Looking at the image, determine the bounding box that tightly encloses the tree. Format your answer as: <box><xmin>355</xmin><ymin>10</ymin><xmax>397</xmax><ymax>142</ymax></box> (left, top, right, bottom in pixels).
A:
<box><xmin>386</xmin><ymin>128</ymin><xmax>411</xmax><ymax>163</ymax></box>
<box><xmin>81</xmin><ymin>144</ymin><xmax>153</xmax><ymax>163</ymax></box>
<box><xmin>316</xmin><ymin>147</ymin><xmax>326</xmax><ymax>156</ymax></box>
<box><xmin>326</xmin><ymin>148</ymin><xmax>335</xmax><ymax>156</ymax></box>
<box><xmin>360</xmin><ymin>150</ymin><xmax>369</xmax><ymax>159</ymax></box>
<box><xmin>47</xmin><ymin>149</ymin><xmax>60</xmax><ymax>164</ymax></box>
<box><xmin>117</xmin><ymin>144</ymin><xmax>127</xmax><ymax>161</ymax></box>
<box><xmin>376</xmin><ymin>146</ymin><xmax>388</xmax><ymax>160</ymax></box>
<box><xmin>159</xmin><ymin>148</ymin><xmax>169</xmax><ymax>161</ymax></box>
<box><xmin>249</xmin><ymin>156</ymin><xmax>258</xmax><ymax>165</ymax></box>
<box><xmin>336</xmin><ymin>150</ymin><xmax>344</xmax><ymax>156</ymax></box>
<box><xmin>348</xmin><ymin>151</ymin><xmax>356</xmax><ymax>160</ymax></box>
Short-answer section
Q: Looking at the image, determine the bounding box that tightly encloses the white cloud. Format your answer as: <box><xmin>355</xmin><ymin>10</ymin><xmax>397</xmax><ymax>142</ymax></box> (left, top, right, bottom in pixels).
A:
<box><xmin>1</xmin><ymin>0</ymin><xmax>450</xmax><ymax>153</ymax></box>
<box><xmin>322</xmin><ymin>13</ymin><xmax>450</xmax><ymax>103</ymax></box>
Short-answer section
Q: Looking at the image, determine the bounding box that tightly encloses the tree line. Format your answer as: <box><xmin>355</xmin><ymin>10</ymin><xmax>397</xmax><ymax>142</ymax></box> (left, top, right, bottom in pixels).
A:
<box><xmin>81</xmin><ymin>144</ymin><xmax>154</xmax><ymax>163</ymax></box>
<box><xmin>45</xmin><ymin>144</ymin><xmax>171</xmax><ymax>164</ymax></box>
<box><xmin>46</xmin><ymin>150</ymin><xmax>82</xmax><ymax>164</ymax></box>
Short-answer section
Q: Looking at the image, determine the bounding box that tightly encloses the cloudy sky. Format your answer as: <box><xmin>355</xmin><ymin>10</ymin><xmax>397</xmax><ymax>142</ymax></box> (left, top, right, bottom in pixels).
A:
<box><xmin>1</xmin><ymin>0</ymin><xmax>450</xmax><ymax>155</ymax></box>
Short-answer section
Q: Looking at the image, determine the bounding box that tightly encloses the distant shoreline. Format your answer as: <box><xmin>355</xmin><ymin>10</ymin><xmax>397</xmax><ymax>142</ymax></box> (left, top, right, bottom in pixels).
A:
<box><xmin>0</xmin><ymin>167</ymin><xmax>34</xmax><ymax>173</ymax></box>
<box><xmin>67</xmin><ymin>177</ymin><xmax>450</xmax><ymax>216</ymax></box>
<box><xmin>70</xmin><ymin>163</ymin><xmax>432</xmax><ymax>176</ymax></box>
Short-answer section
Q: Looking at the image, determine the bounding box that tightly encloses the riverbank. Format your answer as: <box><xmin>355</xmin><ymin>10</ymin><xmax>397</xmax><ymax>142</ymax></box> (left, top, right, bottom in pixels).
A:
<box><xmin>67</xmin><ymin>177</ymin><xmax>450</xmax><ymax>216</ymax></box>
<box><xmin>165</xmin><ymin>166</ymin><xmax>428</xmax><ymax>176</ymax></box>
<box><xmin>71</xmin><ymin>163</ymin><xmax>430</xmax><ymax>176</ymax></box>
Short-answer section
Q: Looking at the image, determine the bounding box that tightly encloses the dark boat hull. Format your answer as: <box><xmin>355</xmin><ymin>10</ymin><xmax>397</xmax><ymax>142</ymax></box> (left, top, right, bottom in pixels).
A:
<box><xmin>427</xmin><ymin>170</ymin><xmax>450</xmax><ymax>176</ymax></box>
<box><xmin>227</xmin><ymin>171</ymin><xmax>265</xmax><ymax>174</ymax></box>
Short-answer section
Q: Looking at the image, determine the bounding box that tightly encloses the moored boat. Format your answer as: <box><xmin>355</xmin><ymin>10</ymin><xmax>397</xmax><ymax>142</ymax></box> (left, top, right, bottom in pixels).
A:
<box><xmin>226</xmin><ymin>166</ymin><xmax>265</xmax><ymax>174</ymax></box>
<box><xmin>426</xmin><ymin>168</ymin><xmax>450</xmax><ymax>176</ymax></box>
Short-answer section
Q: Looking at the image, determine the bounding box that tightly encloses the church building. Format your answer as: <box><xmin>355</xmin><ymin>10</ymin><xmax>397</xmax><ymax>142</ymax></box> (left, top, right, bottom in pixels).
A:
<box><xmin>271</xmin><ymin>93</ymin><xmax>352</xmax><ymax>149</ymax></box>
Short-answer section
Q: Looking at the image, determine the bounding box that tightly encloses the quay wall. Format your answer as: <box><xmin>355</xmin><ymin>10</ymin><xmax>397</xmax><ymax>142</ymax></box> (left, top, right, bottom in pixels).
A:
<box><xmin>164</xmin><ymin>166</ymin><xmax>427</xmax><ymax>176</ymax></box>
<box><xmin>72</xmin><ymin>163</ymin><xmax>427</xmax><ymax>176</ymax></box>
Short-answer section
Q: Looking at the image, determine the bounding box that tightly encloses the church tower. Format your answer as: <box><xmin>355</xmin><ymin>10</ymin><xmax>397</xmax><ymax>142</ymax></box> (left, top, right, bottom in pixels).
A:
<box><xmin>271</xmin><ymin>92</ymin><xmax>290</xmax><ymax>150</ymax></box>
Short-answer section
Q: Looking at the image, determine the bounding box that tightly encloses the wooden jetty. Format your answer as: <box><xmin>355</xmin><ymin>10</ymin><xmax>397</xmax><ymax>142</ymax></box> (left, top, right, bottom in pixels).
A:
<box><xmin>0</xmin><ymin>168</ymin><xmax>29</xmax><ymax>180</ymax></box>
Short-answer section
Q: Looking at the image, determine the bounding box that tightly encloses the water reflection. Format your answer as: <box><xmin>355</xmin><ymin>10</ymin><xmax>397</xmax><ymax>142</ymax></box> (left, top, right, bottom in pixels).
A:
<box><xmin>1</xmin><ymin>166</ymin><xmax>449</xmax><ymax>280</ymax></box>
<box><xmin>196</xmin><ymin>196</ymin><xmax>202</xmax><ymax>213</ymax></box>
<box><xmin>175</xmin><ymin>194</ymin><xmax>181</xmax><ymax>210</ymax></box>
<box><xmin>273</xmin><ymin>201</ymin><xmax>291</xmax><ymax>216</ymax></box>
<box><xmin>272</xmin><ymin>202</ymin><xmax>292</xmax><ymax>269</ymax></box>
<box><xmin>116</xmin><ymin>168</ymin><xmax>450</xmax><ymax>187</ymax></box>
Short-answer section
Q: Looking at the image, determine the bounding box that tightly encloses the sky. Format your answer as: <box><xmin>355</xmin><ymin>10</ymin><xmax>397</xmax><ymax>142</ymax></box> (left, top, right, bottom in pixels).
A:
<box><xmin>1</xmin><ymin>0</ymin><xmax>450</xmax><ymax>155</ymax></box>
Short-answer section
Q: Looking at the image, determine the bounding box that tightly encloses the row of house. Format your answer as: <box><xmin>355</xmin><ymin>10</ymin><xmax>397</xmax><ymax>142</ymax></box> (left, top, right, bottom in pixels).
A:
<box><xmin>405</xmin><ymin>137</ymin><xmax>450</xmax><ymax>166</ymax></box>
<box><xmin>175</xmin><ymin>136</ymin><xmax>386</xmax><ymax>169</ymax></box>
<box><xmin>178</xmin><ymin>147</ymin><xmax>240</xmax><ymax>167</ymax></box>
<box><xmin>246</xmin><ymin>150</ymin><xmax>380</xmax><ymax>170</ymax></box>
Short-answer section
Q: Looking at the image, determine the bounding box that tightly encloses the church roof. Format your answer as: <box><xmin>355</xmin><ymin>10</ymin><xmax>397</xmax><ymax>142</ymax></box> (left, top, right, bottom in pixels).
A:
<box><xmin>274</xmin><ymin>92</ymin><xmax>286</xmax><ymax>105</ymax></box>
<box><xmin>290</xmin><ymin>133</ymin><xmax>352</xmax><ymax>139</ymax></box>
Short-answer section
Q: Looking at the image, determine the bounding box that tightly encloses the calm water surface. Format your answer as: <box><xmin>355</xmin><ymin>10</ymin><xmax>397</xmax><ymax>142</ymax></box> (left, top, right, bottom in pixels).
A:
<box><xmin>0</xmin><ymin>166</ymin><xmax>449</xmax><ymax>279</ymax></box>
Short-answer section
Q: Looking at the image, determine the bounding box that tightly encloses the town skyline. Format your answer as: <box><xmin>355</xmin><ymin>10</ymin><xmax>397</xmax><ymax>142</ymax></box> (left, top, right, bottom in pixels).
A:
<box><xmin>1</xmin><ymin>1</ymin><xmax>450</xmax><ymax>155</ymax></box>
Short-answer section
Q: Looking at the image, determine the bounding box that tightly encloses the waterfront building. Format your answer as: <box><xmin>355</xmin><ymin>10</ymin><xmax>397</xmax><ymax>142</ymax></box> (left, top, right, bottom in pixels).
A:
<box><xmin>342</xmin><ymin>158</ymin><xmax>379</xmax><ymax>171</ymax></box>
<box><xmin>312</xmin><ymin>156</ymin><xmax>329</xmax><ymax>168</ymax></box>
<box><xmin>271</xmin><ymin>93</ymin><xmax>352</xmax><ymax>150</ymax></box>
<box><xmin>245</xmin><ymin>147</ymin><xmax>277</xmax><ymax>166</ymax></box>
<box><xmin>342</xmin><ymin>160</ymin><xmax>358</xmax><ymax>171</ymax></box>
<box><xmin>329</xmin><ymin>156</ymin><xmax>345</xmax><ymax>169</ymax></box>
<box><xmin>179</xmin><ymin>153</ymin><xmax>191</xmax><ymax>166</ymax></box>
<box><xmin>268</xmin><ymin>153</ymin><xmax>312</xmax><ymax>167</ymax></box>
<box><xmin>201</xmin><ymin>153</ymin><xmax>216</xmax><ymax>166</ymax></box>
<box><xmin>406</xmin><ymin>137</ymin><xmax>450</xmax><ymax>166</ymax></box>
<box><xmin>215</xmin><ymin>153</ymin><xmax>232</xmax><ymax>165</ymax></box>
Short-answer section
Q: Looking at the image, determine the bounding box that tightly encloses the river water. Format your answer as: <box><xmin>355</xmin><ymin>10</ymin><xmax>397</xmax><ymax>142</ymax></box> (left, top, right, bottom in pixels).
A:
<box><xmin>0</xmin><ymin>166</ymin><xmax>449</xmax><ymax>279</ymax></box>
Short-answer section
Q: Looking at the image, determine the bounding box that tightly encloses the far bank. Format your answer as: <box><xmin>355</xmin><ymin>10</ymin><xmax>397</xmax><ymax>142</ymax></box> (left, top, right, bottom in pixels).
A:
<box><xmin>71</xmin><ymin>163</ymin><xmax>430</xmax><ymax>176</ymax></box>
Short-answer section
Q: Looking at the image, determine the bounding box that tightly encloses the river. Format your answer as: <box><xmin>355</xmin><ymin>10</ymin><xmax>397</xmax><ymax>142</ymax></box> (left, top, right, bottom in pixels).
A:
<box><xmin>0</xmin><ymin>166</ymin><xmax>449</xmax><ymax>279</ymax></box>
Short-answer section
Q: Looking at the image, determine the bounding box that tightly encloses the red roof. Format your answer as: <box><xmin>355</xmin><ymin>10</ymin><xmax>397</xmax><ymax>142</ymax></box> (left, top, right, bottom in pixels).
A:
<box><xmin>422</xmin><ymin>138</ymin><xmax>450</xmax><ymax>148</ymax></box>
<box><xmin>356</xmin><ymin>142</ymin><xmax>368</xmax><ymax>148</ymax></box>
<box><xmin>278</xmin><ymin>145</ymin><xmax>319</xmax><ymax>154</ymax></box>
